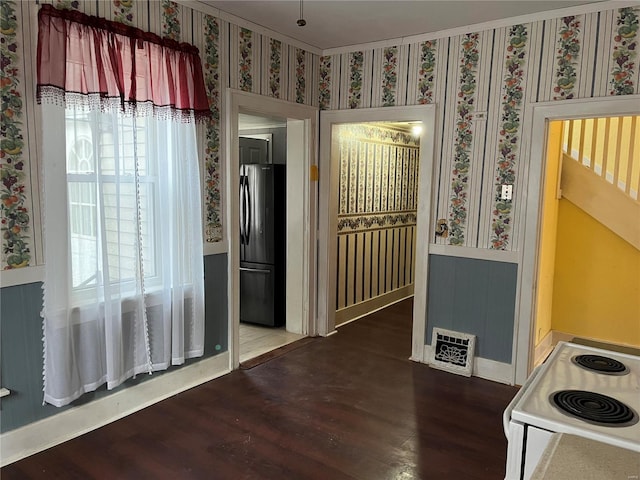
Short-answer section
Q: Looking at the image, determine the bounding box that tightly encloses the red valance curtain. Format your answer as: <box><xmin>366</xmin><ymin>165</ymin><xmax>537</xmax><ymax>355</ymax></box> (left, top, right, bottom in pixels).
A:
<box><xmin>36</xmin><ymin>3</ymin><xmax>210</xmax><ymax>121</ymax></box>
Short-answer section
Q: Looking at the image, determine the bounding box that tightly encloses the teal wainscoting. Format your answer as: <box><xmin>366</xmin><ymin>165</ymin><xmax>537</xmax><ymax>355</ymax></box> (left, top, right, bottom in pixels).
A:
<box><xmin>0</xmin><ymin>253</ymin><xmax>228</xmax><ymax>433</ymax></box>
<box><xmin>426</xmin><ymin>254</ymin><xmax>517</xmax><ymax>363</ymax></box>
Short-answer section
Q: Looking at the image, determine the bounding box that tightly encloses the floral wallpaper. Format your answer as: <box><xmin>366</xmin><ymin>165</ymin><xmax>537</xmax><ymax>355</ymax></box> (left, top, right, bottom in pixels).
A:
<box><xmin>449</xmin><ymin>33</ymin><xmax>480</xmax><ymax>246</ymax></box>
<box><xmin>0</xmin><ymin>0</ymin><xmax>320</xmax><ymax>270</ymax></box>
<box><xmin>161</xmin><ymin>0</ymin><xmax>180</xmax><ymax>41</ymax></box>
<box><xmin>610</xmin><ymin>7</ymin><xmax>638</xmax><ymax>95</ymax></box>
<box><xmin>337</xmin><ymin>213</ymin><xmax>417</xmax><ymax>233</ymax></box>
<box><xmin>295</xmin><ymin>48</ymin><xmax>306</xmax><ymax>104</ymax></box>
<box><xmin>417</xmin><ymin>40</ymin><xmax>437</xmax><ymax>104</ymax></box>
<box><xmin>337</xmin><ymin>123</ymin><xmax>420</xmax><ymax>147</ymax></box>
<box><xmin>269</xmin><ymin>39</ymin><xmax>281</xmax><ymax>98</ymax></box>
<box><xmin>553</xmin><ymin>16</ymin><xmax>581</xmax><ymax>100</ymax></box>
<box><xmin>55</xmin><ymin>0</ymin><xmax>79</xmax><ymax>9</ymax></box>
<box><xmin>113</xmin><ymin>0</ymin><xmax>134</xmax><ymax>25</ymax></box>
<box><xmin>1</xmin><ymin>0</ymin><xmax>31</xmax><ymax>269</ymax></box>
<box><xmin>490</xmin><ymin>25</ymin><xmax>528</xmax><ymax>250</ymax></box>
<box><xmin>381</xmin><ymin>47</ymin><xmax>398</xmax><ymax>107</ymax></box>
<box><xmin>238</xmin><ymin>28</ymin><xmax>252</xmax><ymax>92</ymax></box>
<box><xmin>203</xmin><ymin>15</ymin><xmax>222</xmax><ymax>243</ymax></box>
<box><xmin>318</xmin><ymin>6</ymin><xmax>638</xmax><ymax>252</ymax></box>
<box><xmin>337</xmin><ymin>124</ymin><xmax>419</xmax><ymax>218</ymax></box>
<box><xmin>319</xmin><ymin>55</ymin><xmax>331</xmax><ymax>110</ymax></box>
<box><xmin>1</xmin><ymin>1</ymin><xmax>637</xmax><ymax>270</ymax></box>
<box><xmin>348</xmin><ymin>51</ymin><xmax>364</xmax><ymax>109</ymax></box>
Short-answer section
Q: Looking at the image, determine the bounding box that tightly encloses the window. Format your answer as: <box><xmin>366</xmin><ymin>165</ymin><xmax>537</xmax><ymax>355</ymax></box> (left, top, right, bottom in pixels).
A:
<box><xmin>43</xmin><ymin>103</ymin><xmax>206</xmax><ymax>406</ymax></box>
<box><xmin>37</xmin><ymin>2</ymin><xmax>209</xmax><ymax>408</ymax></box>
<box><xmin>65</xmin><ymin>109</ymin><xmax>159</xmax><ymax>291</ymax></box>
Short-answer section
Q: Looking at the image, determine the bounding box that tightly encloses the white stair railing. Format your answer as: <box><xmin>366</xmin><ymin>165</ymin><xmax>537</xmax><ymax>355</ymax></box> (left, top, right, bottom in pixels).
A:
<box><xmin>562</xmin><ymin>116</ymin><xmax>639</xmax><ymax>200</ymax></box>
<box><xmin>561</xmin><ymin>115</ymin><xmax>639</xmax><ymax>250</ymax></box>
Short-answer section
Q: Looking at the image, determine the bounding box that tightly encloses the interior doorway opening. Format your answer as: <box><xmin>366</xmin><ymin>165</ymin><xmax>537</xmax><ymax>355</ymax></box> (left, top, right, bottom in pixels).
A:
<box><xmin>515</xmin><ymin>96</ymin><xmax>639</xmax><ymax>385</ymax></box>
<box><xmin>226</xmin><ymin>90</ymin><xmax>318</xmax><ymax>371</ymax></box>
<box><xmin>332</xmin><ymin>121</ymin><xmax>422</xmax><ymax>328</ymax></box>
<box><xmin>237</xmin><ymin>111</ymin><xmax>305</xmax><ymax>363</ymax></box>
<box><xmin>318</xmin><ymin>105</ymin><xmax>436</xmax><ymax>364</ymax></box>
<box><xmin>532</xmin><ymin>114</ymin><xmax>640</xmax><ymax>367</ymax></box>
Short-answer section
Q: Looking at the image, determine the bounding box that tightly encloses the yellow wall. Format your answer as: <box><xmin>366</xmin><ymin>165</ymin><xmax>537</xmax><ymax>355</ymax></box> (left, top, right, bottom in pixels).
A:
<box><xmin>535</xmin><ymin>121</ymin><xmax>563</xmax><ymax>345</ymax></box>
<box><xmin>552</xmin><ymin>200</ymin><xmax>640</xmax><ymax>346</ymax></box>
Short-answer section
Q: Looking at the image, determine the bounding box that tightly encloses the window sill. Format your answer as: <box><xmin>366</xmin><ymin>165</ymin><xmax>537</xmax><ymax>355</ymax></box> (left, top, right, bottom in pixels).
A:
<box><xmin>69</xmin><ymin>285</ymin><xmax>195</xmax><ymax>314</ymax></box>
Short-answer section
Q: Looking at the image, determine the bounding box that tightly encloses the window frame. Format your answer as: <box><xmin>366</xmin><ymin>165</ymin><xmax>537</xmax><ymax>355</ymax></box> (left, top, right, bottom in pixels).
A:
<box><xmin>64</xmin><ymin>108</ymin><xmax>164</xmax><ymax>301</ymax></box>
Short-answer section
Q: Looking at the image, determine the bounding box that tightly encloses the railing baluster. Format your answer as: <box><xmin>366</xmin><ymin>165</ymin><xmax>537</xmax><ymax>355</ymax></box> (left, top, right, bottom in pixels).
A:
<box><xmin>625</xmin><ymin>116</ymin><xmax>637</xmax><ymax>197</ymax></box>
<box><xmin>583</xmin><ymin>118</ymin><xmax>594</xmax><ymax>169</ymax></box>
<box><xmin>614</xmin><ymin>116</ymin><xmax>624</xmax><ymax>190</ymax></box>
<box><xmin>561</xmin><ymin>115</ymin><xmax>638</xmax><ymax>201</ymax></box>
<box><xmin>602</xmin><ymin>117</ymin><xmax>611</xmax><ymax>184</ymax></box>
<box><xmin>578</xmin><ymin>118</ymin><xmax>587</xmax><ymax>168</ymax></box>
<box><xmin>591</xmin><ymin>117</ymin><xmax>600</xmax><ymax>176</ymax></box>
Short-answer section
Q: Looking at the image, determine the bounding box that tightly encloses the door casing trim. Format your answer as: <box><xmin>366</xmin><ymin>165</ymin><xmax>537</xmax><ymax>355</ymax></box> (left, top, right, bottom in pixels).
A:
<box><xmin>515</xmin><ymin>95</ymin><xmax>640</xmax><ymax>385</ymax></box>
<box><xmin>225</xmin><ymin>89</ymin><xmax>319</xmax><ymax>370</ymax></box>
<box><xmin>317</xmin><ymin>105</ymin><xmax>437</xmax><ymax>364</ymax></box>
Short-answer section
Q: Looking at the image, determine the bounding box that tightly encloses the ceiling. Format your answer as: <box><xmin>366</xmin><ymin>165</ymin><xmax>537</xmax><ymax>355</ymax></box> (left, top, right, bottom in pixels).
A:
<box><xmin>198</xmin><ymin>1</ymin><xmax>604</xmax><ymax>51</ymax></box>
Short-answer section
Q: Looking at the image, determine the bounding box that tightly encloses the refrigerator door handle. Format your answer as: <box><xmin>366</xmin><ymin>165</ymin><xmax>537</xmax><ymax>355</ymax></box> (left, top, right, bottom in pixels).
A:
<box><xmin>240</xmin><ymin>175</ymin><xmax>246</xmax><ymax>244</ymax></box>
<box><xmin>239</xmin><ymin>267</ymin><xmax>271</xmax><ymax>274</ymax></box>
<box><xmin>245</xmin><ymin>176</ymin><xmax>251</xmax><ymax>243</ymax></box>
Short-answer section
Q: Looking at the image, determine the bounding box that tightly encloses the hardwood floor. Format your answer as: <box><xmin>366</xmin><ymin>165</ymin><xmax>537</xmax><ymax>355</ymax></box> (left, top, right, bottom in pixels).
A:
<box><xmin>2</xmin><ymin>298</ymin><xmax>519</xmax><ymax>479</ymax></box>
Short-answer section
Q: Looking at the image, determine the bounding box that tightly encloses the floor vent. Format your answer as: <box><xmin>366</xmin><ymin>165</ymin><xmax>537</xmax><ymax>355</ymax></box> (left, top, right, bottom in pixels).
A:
<box><xmin>429</xmin><ymin>328</ymin><xmax>476</xmax><ymax>377</ymax></box>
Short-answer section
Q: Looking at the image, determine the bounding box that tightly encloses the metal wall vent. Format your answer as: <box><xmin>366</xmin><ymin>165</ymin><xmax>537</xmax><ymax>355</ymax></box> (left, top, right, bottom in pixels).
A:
<box><xmin>429</xmin><ymin>328</ymin><xmax>476</xmax><ymax>377</ymax></box>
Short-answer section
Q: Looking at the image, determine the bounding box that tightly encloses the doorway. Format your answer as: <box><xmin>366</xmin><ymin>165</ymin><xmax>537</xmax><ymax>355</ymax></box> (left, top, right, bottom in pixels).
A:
<box><xmin>332</xmin><ymin>121</ymin><xmax>421</xmax><ymax>328</ymax></box>
<box><xmin>236</xmin><ymin>112</ymin><xmax>305</xmax><ymax>362</ymax></box>
<box><xmin>226</xmin><ymin>90</ymin><xmax>318</xmax><ymax>370</ymax></box>
<box><xmin>532</xmin><ymin>114</ymin><xmax>639</xmax><ymax>366</ymax></box>
<box><xmin>318</xmin><ymin>105</ymin><xmax>436</xmax><ymax>363</ymax></box>
<box><xmin>514</xmin><ymin>96</ymin><xmax>640</xmax><ymax>385</ymax></box>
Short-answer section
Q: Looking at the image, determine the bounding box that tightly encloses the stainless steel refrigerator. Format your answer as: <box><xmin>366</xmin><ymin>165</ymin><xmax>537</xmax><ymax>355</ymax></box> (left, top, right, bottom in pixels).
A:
<box><xmin>239</xmin><ymin>164</ymin><xmax>286</xmax><ymax>327</ymax></box>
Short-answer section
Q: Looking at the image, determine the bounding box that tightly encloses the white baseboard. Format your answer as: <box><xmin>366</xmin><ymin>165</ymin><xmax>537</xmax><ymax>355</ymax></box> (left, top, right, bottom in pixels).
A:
<box><xmin>0</xmin><ymin>352</ymin><xmax>230</xmax><ymax>467</ymax></box>
<box><xmin>473</xmin><ymin>357</ymin><xmax>513</xmax><ymax>385</ymax></box>
<box><xmin>422</xmin><ymin>345</ymin><xmax>513</xmax><ymax>385</ymax></box>
<box><xmin>335</xmin><ymin>288</ymin><xmax>414</xmax><ymax>327</ymax></box>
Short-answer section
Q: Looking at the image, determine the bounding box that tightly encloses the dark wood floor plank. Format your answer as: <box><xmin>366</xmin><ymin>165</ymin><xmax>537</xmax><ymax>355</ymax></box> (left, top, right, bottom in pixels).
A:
<box><xmin>2</xmin><ymin>298</ymin><xmax>518</xmax><ymax>479</ymax></box>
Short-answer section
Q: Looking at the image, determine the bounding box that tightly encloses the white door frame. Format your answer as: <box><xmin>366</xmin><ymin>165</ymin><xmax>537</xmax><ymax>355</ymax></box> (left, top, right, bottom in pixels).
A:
<box><xmin>225</xmin><ymin>89</ymin><xmax>319</xmax><ymax>370</ymax></box>
<box><xmin>514</xmin><ymin>95</ymin><xmax>640</xmax><ymax>385</ymax></box>
<box><xmin>317</xmin><ymin>105</ymin><xmax>437</xmax><ymax>363</ymax></box>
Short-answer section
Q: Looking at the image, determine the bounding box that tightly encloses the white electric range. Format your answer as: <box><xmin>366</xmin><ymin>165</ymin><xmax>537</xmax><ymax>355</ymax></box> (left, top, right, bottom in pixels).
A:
<box><xmin>503</xmin><ymin>341</ymin><xmax>640</xmax><ymax>480</ymax></box>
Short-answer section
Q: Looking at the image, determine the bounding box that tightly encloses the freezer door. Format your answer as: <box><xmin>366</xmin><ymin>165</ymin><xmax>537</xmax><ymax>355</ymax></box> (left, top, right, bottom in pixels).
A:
<box><xmin>239</xmin><ymin>137</ymin><xmax>269</xmax><ymax>164</ymax></box>
<box><xmin>240</xmin><ymin>263</ymin><xmax>280</xmax><ymax>326</ymax></box>
<box><xmin>244</xmin><ymin>164</ymin><xmax>275</xmax><ymax>264</ymax></box>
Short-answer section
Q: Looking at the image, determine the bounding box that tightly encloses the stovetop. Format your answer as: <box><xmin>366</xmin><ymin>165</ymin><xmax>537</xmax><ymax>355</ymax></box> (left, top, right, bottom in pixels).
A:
<box><xmin>511</xmin><ymin>342</ymin><xmax>640</xmax><ymax>452</ymax></box>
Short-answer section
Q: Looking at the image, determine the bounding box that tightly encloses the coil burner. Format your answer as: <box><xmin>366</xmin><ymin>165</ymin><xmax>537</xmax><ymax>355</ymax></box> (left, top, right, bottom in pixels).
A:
<box><xmin>551</xmin><ymin>390</ymin><xmax>638</xmax><ymax>427</ymax></box>
<box><xmin>572</xmin><ymin>354</ymin><xmax>629</xmax><ymax>375</ymax></box>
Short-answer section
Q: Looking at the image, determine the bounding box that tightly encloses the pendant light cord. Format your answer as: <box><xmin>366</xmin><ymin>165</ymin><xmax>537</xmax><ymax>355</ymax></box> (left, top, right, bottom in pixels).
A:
<box><xmin>297</xmin><ymin>0</ymin><xmax>306</xmax><ymax>26</ymax></box>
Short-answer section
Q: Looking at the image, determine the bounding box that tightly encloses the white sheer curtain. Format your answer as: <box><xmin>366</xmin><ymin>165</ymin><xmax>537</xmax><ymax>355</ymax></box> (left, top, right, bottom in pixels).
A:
<box><xmin>41</xmin><ymin>105</ymin><xmax>204</xmax><ymax>407</ymax></box>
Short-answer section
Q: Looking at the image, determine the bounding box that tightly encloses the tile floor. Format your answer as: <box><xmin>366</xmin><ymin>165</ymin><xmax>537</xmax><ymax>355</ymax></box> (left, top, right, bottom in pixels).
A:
<box><xmin>239</xmin><ymin>323</ymin><xmax>305</xmax><ymax>363</ymax></box>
